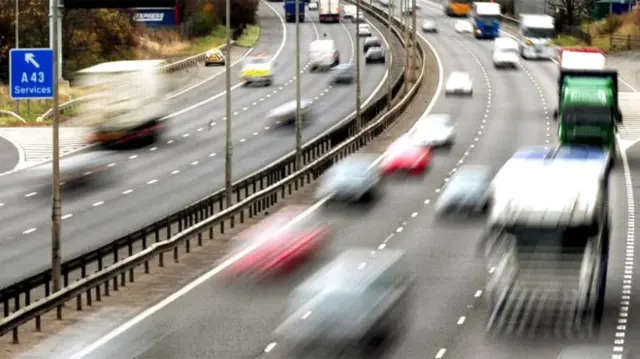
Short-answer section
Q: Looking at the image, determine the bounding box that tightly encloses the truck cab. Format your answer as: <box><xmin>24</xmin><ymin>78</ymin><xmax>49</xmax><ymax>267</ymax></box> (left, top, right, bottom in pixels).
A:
<box><xmin>470</xmin><ymin>2</ymin><xmax>501</xmax><ymax>39</ymax></box>
<box><xmin>518</xmin><ymin>14</ymin><xmax>555</xmax><ymax>59</ymax></box>
<box><xmin>75</xmin><ymin>60</ymin><xmax>170</xmax><ymax>147</ymax></box>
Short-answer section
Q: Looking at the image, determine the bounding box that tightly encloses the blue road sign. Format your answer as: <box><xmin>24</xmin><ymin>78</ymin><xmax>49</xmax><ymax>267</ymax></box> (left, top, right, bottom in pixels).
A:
<box><xmin>9</xmin><ymin>48</ymin><xmax>54</xmax><ymax>100</ymax></box>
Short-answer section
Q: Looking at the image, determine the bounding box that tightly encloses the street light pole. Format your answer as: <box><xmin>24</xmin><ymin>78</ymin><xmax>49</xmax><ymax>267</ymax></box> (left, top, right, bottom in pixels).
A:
<box><xmin>294</xmin><ymin>0</ymin><xmax>302</xmax><ymax>170</ymax></box>
<box><xmin>224</xmin><ymin>0</ymin><xmax>232</xmax><ymax>208</ymax></box>
<box><xmin>386</xmin><ymin>0</ymin><xmax>393</xmax><ymax>109</ymax></box>
<box><xmin>51</xmin><ymin>0</ymin><xmax>62</xmax><ymax>302</ymax></box>
<box><xmin>15</xmin><ymin>0</ymin><xmax>19</xmax><ymax>47</ymax></box>
<box><xmin>355</xmin><ymin>0</ymin><xmax>362</xmax><ymax>132</ymax></box>
<box><xmin>403</xmin><ymin>0</ymin><xmax>410</xmax><ymax>94</ymax></box>
<box><xmin>411</xmin><ymin>0</ymin><xmax>417</xmax><ymax>82</ymax></box>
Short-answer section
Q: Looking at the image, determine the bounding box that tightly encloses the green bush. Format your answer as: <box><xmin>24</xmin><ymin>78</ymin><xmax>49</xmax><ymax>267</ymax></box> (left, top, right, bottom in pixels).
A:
<box><xmin>192</xmin><ymin>10</ymin><xmax>218</xmax><ymax>37</ymax></box>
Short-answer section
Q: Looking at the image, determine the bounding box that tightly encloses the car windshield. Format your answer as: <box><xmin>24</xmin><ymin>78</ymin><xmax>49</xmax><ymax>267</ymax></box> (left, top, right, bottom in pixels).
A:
<box><xmin>562</xmin><ymin>106</ymin><xmax>613</xmax><ymax>125</ymax></box>
<box><xmin>523</xmin><ymin>27</ymin><xmax>554</xmax><ymax>38</ymax></box>
<box><xmin>497</xmin><ymin>48</ymin><xmax>518</xmax><ymax>54</ymax></box>
<box><xmin>246</xmin><ymin>57</ymin><xmax>269</xmax><ymax>65</ymax></box>
<box><xmin>476</xmin><ymin>15</ymin><xmax>498</xmax><ymax>22</ymax></box>
<box><xmin>329</xmin><ymin>160</ymin><xmax>372</xmax><ymax>180</ymax></box>
<box><xmin>334</xmin><ymin>64</ymin><xmax>352</xmax><ymax>71</ymax></box>
<box><xmin>448</xmin><ymin>170</ymin><xmax>488</xmax><ymax>189</ymax></box>
<box><xmin>502</xmin><ymin>226</ymin><xmax>597</xmax><ymax>249</ymax></box>
<box><xmin>450</xmin><ymin>73</ymin><xmax>468</xmax><ymax>82</ymax></box>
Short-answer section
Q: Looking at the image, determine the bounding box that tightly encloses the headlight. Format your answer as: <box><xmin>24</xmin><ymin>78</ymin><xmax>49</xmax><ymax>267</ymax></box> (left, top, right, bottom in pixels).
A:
<box><xmin>525</xmin><ymin>40</ymin><xmax>533</xmax><ymax>46</ymax></box>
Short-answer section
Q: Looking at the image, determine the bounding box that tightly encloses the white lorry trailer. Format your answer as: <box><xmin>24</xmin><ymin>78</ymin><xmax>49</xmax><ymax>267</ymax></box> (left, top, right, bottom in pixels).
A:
<box><xmin>318</xmin><ymin>0</ymin><xmax>340</xmax><ymax>23</ymax></box>
<box><xmin>74</xmin><ymin>60</ymin><xmax>171</xmax><ymax>147</ymax></box>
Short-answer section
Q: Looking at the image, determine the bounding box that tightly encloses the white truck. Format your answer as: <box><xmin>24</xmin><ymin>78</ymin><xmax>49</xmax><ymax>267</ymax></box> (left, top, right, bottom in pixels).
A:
<box><xmin>319</xmin><ymin>0</ymin><xmax>340</xmax><ymax>23</ymax></box>
<box><xmin>343</xmin><ymin>4</ymin><xmax>357</xmax><ymax>19</ymax></box>
<box><xmin>481</xmin><ymin>162</ymin><xmax>609</xmax><ymax>336</ymax></box>
<box><xmin>518</xmin><ymin>14</ymin><xmax>555</xmax><ymax>59</ymax></box>
<box><xmin>75</xmin><ymin>60</ymin><xmax>171</xmax><ymax>147</ymax></box>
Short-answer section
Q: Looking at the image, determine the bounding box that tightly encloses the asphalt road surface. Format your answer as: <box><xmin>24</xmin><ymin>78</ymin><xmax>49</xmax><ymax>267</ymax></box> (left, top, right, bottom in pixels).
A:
<box><xmin>0</xmin><ymin>136</ymin><xmax>20</xmax><ymax>173</ymax></box>
<box><xmin>0</xmin><ymin>2</ymin><xmax>389</xmax><ymax>286</ymax></box>
<box><xmin>62</xmin><ymin>3</ymin><xmax>635</xmax><ymax>359</ymax></box>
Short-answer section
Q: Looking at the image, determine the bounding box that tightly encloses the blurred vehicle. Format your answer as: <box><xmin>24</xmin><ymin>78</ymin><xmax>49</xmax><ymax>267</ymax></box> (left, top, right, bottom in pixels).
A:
<box><xmin>358</xmin><ymin>23</ymin><xmax>372</xmax><ymax>37</ymax></box>
<box><xmin>343</xmin><ymin>4</ymin><xmax>356</xmax><ymax>18</ymax></box>
<box><xmin>518</xmin><ymin>14</ymin><xmax>555</xmax><ymax>59</ymax></box>
<box><xmin>483</xmin><ymin>165</ymin><xmax>608</xmax><ymax>334</ymax></box>
<box><xmin>470</xmin><ymin>2</ymin><xmax>501</xmax><ymax>39</ymax></box>
<box><xmin>309</xmin><ymin>39</ymin><xmax>340</xmax><ymax>71</ymax></box>
<box><xmin>330</xmin><ymin>64</ymin><xmax>355</xmax><ymax>85</ymax></box>
<box><xmin>379</xmin><ymin>136</ymin><xmax>432</xmax><ymax>176</ymax></box>
<box><xmin>204</xmin><ymin>48</ymin><xmax>225</xmax><ymax>66</ymax></box>
<box><xmin>378</xmin><ymin>0</ymin><xmax>390</xmax><ymax>5</ymax></box>
<box><xmin>315</xmin><ymin>153</ymin><xmax>382</xmax><ymax>202</ymax></box>
<box><xmin>75</xmin><ymin>60</ymin><xmax>170</xmax><ymax>148</ymax></box>
<box><xmin>318</xmin><ymin>0</ymin><xmax>340</xmax><ymax>22</ymax></box>
<box><xmin>557</xmin><ymin>345</ymin><xmax>629</xmax><ymax>359</ymax></box>
<box><xmin>434</xmin><ymin>165</ymin><xmax>492</xmax><ymax>216</ymax></box>
<box><xmin>421</xmin><ymin>18</ymin><xmax>438</xmax><ymax>33</ymax></box>
<box><xmin>352</xmin><ymin>12</ymin><xmax>365</xmax><ymax>23</ymax></box>
<box><xmin>284</xmin><ymin>0</ymin><xmax>306</xmax><ymax>22</ymax></box>
<box><xmin>407</xmin><ymin>113</ymin><xmax>455</xmax><ymax>148</ymax></box>
<box><xmin>444</xmin><ymin>0</ymin><xmax>472</xmax><ymax>17</ymax></box>
<box><xmin>267</xmin><ymin>99</ymin><xmax>312</xmax><ymax>124</ymax></box>
<box><xmin>363</xmin><ymin>36</ymin><xmax>382</xmax><ymax>52</ymax></box>
<box><xmin>28</xmin><ymin>151</ymin><xmax>114</xmax><ymax>187</ymax></box>
<box><xmin>365</xmin><ymin>47</ymin><xmax>385</xmax><ymax>64</ymax></box>
<box><xmin>223</xmin><ymin>205</ymin><xmax>331</xmax><ymax>279</ymax></box>
<box><xmin>445</xmin><ymin>71</ymin><xmax>473</xmax><ymax>96</ymax></box>
<box><xmin>492</xmin><ymin>37</ymin><xmax>519</xmax><ymax>69</ymax></box>
<box><xmin>455</xmin><ymin>19</ymin><xmax>473</xmax><ymax>33</ymax></box>
<box><xmin>308</xmin><ymin>1</ymin><xmax>318</xmax><ymax>10</ymax></box>
<box><xmin>273</xmin><ymin>248</ymin><xmax>414</xmax><ymax>352</ymax></box>
<box><xmin>241</xmin><ymin>54</ymin><xmax>274</xmax><ymax>86</ymax></box>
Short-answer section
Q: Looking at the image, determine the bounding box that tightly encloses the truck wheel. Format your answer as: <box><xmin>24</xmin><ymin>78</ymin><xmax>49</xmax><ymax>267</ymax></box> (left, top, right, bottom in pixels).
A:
<box><xmin>552</xmin><ymin>109</ymin><xmax>558</xmax><ymax>119</ymax></box>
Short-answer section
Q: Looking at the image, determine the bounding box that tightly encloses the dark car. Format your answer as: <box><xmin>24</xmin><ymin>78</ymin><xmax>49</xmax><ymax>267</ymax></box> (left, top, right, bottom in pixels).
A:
<box><xmin>365</xmin><ymin>47</ymin><xmax>385</xmax><ymax>64</ymax></box>
<box><xmin>330</xmin><ymin>64</ymin><xmax>355</xmax><ymax>84</ymax></box>
<box><xmin>274</xmin><ymin>248</ymin><xmax>414</xmax><ymax>352</ymax></box>
<box><xmin>363</xmin><ymin>36</ymin><xmax>382</xmax><ymax>52</ymax></box>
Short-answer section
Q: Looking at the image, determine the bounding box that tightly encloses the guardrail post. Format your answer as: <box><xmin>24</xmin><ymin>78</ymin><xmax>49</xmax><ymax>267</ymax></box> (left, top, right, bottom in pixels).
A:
<box><xmin>13</xmin><ymin>327</ymin><xmax>18</xmax><ymax>344</ymax></box>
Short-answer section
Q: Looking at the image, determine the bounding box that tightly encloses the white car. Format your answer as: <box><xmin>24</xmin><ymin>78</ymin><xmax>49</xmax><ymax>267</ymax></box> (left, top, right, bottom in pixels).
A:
<box><xmin>408</xmin><ymin>114</ymin><xmax>455</xmax><ymax>148</ymax></box>
<box><xmin>422</xmin><ymin>18</ymin><xmax>437</xmax><ymax>33</ymax></box>
<box><xmin>454</xmin><ymin>20</ymin><xmax>473</xmax><ymax>33</ymax></box>
<box><xmin>358</xmin><ymin>24</ymin><xmax>372</xmax><ymax>37</ymax></box>
<box><xmin>308</xmin><ymin>2</ymin><xmax>318</xmax><ymax>10</ymax></box>
<box><xmin>268</xmin><ymin>99</ymin><xmax>312</xmax><ymax>124</ymax></box>
<box><xmin>493</xmin><ymin>50</ymin><xmax>520</xmax><ymax>69</ymax></box>
<box><xmin>445</xmin><ymin>71</ymin><xmax>473</xmax><ymax>96</ymax></box>
<box><xmin>378</xmin><ymin>0</ymin><xmax>390</xmax><ymax>6</ymax></box>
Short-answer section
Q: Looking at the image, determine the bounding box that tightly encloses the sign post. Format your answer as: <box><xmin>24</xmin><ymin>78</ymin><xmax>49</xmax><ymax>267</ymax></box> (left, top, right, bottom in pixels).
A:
<box><xmin>9</xmin><ymin>48</ymin><xmax>54</xmax><ymax>100</ymax></box>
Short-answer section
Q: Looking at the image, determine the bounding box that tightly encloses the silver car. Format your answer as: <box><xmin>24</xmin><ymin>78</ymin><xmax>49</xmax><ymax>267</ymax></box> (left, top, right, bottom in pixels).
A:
<box><xmin>435</xmin><ymin>165</ymin><xmax>492</xmax><ymax>216</ymax></box>
<box><xmin>28</xmin><ymin>151</ymin><xmax>115</xmax><ymax>187</ymax></box>
<box><xmin>273</xmin><ymin>248</ymin><xmax>414</xmax><ymax>352</ymax></box>
<box><xmin>314</xmin><ymin>153</ymin><xmax>382</xmax><ymax>202</ymax></box>
<box><xmin>330</xmin><ymin>64</ymin><xmax>355</xmax><ymax>84</ymax></box>
<box><xmin>363</xmin><ymin>36</ymin><xmax>382</xmax><ymax>53</ymax></box>
<box><xmin>408</xmin><ymin>113</ymin><xmax>455</xmax><ymax>148</ymax></box>
<box><xmin>358</xmin><ymin>24</ymin><xmax>372</xmax><ymax>37</ymax></box>
<box><xmin>267</xmin><ymin>99</ymin><xmax>312</xmax><ymax>124</ymax></box>
<box><xmin>421</xmin><ymin>18</ymin><xmax>438</xmax><ymax>33</ymax></box>
<box><xmin>557</xmin><ymin>345</ymin><xmax>629</xmax><ymax>359</ymax></box>
<box><xmin>365</xmin><ymin>47</ymin><xmax>385</xmax><ymax>64</ymax></box>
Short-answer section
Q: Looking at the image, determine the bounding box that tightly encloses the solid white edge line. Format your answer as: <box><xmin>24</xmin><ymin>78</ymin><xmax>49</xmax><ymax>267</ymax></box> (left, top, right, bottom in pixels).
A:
<box><xmin>160</xmin><ymin>0</ymin><xmax>289</xmax><ymax>120</ymax></box>
<box><xmin>0</xmin><ymin>0</ymin><xmax>289</xmax><ymax>177</ymax></box>
<box><xmin>68</xmin><ymin>9</ymin><xmax>443</xmax><ymax>357</ymax></box>
<box><xmin>67</xmin><ymin>197</ymin><xmax>331</xmax><ymax>359</ymax></box>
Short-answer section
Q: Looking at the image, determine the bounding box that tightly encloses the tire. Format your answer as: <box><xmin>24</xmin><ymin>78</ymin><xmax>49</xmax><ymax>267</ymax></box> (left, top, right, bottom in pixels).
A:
<box><xmin>265</xmin><ymin>79</ymin><xmax>272</xmax><ymax>87</ymax></box>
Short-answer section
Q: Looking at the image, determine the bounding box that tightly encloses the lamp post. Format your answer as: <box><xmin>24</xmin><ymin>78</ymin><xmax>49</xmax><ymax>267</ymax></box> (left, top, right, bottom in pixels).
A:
<box><xmin>224</xmin><ymin>0</ymin><xmax>232</xmax><ymax>208</ymax></box>
<box><xmin>295</xmin><ymin>0</ymin><xmax>302</xmax><ymax>170</ymax></box>
<box><xmin>51</xmin><ymin>0</ymin><xmax>62</xmax><ymax>306</ymax></box>
<box><xmin>386</xmin><ymin>0</ymin><xmax>393</xmax><ymax>109</ymax></box>
<box><xmin>355</xmin><ymin>0</ymin><xmax>362</xmax><ymax>132</ymax></box>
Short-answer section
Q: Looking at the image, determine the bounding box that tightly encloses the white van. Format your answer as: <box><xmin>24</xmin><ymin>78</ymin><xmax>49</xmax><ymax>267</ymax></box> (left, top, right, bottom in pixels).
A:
<box><xmin>343</xmin><ymin>4</ymin><xmax>357</xmax><ymax>18</ymax></box>
<box><xmin>518</xmin><ymin>14</ymin><xmax>555</xmax><ymax>59</ymax></box>
<box><xmin>309</xmin><ymin>39</ymin><xmax>340</xmax><ymax>71</ymax></box>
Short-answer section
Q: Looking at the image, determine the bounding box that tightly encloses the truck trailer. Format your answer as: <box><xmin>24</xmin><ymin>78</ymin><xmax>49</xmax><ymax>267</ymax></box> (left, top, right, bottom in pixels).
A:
<box><xmin>318</xmin><ymin>0</ymin><xmax>340</xmax><ymax>23</ymax></box>
<box><xmin>481</xmin><ymin>161</ymin><xmax>609</xmax><ymax>337</ymax></box>
<box><xmin>553</xmin><ymin>48</ymin><xmax>622</xmax><ymax>165</ymax></box>
<box><xmin>74</xmin><ymin>60</ymin><xmax>171</xmax><ymax>148</ymax></box>
<box><xmin>284</xmin><ymin>0</ymin><xmax>305</xmax><ymax>22</ymax></box>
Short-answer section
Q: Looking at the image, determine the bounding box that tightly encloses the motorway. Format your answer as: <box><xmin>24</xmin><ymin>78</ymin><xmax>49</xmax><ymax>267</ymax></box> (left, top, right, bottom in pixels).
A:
<box><xmin>55</xmin><ymin>2</ymin><xmax>638</xmax><ymax>359</ymax></box>
<box><xmin>0</xmin><ymin>1</ymin><xmax>393</xmax><ymax>286</ymax></box>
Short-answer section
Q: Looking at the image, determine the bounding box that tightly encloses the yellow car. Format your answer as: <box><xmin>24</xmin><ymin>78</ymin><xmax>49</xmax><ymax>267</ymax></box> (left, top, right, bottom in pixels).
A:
<box><xmin>241</xmin><ymin>55</ymin><xmax>274</xmax><ymax>86</ymax></box>
<box><xmin>205</xmin><ymin>49</ymin><xmax>225</xmax><ymax>66</ymax></box>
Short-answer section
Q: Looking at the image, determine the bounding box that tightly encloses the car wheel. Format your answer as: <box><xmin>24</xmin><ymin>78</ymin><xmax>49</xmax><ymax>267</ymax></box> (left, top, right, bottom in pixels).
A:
<box><xmin>265</xmin><ymin>80</ymin><xmax>272</xmax><ymax>87</ymax></box>
<box><xmin>242</xmin><ymin>81</ymin><xmax>249</xmax><ymax>87</ymax></box>
<box><xmin>204</xmin><ymin>63</ymin><xmax>210</xmax><ymax>67</ymax></box>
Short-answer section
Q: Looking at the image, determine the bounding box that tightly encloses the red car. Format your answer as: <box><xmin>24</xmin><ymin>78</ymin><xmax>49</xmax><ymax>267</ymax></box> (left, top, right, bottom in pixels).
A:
<box><xmin>224</xmin><ymin>205</ymin><xmax>331</xmax><ymax>279</ymax></box>
<box><xmin>380</xmin><ymin>135</ymin><xmax>432</xmax><ymax>175</ymax></box>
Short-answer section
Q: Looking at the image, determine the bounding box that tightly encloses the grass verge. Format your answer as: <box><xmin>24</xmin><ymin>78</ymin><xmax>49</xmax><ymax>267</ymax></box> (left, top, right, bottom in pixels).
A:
<box><xmin>236</xmin><ymin>25</ymin><xmax>262</xmax><ymax>48</ymax></box>
<box><xmin>0</xmin><ymin>85</ymin><xmax>85</xmax><ymax>126</ymax></box>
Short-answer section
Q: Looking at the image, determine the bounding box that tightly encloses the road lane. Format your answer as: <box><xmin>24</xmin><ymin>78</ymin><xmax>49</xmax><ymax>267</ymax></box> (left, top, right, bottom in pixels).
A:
<box><xmin>0</xmin><ymin>10</ymin><xmax>389</xmax><ymax>286</ymax></box>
